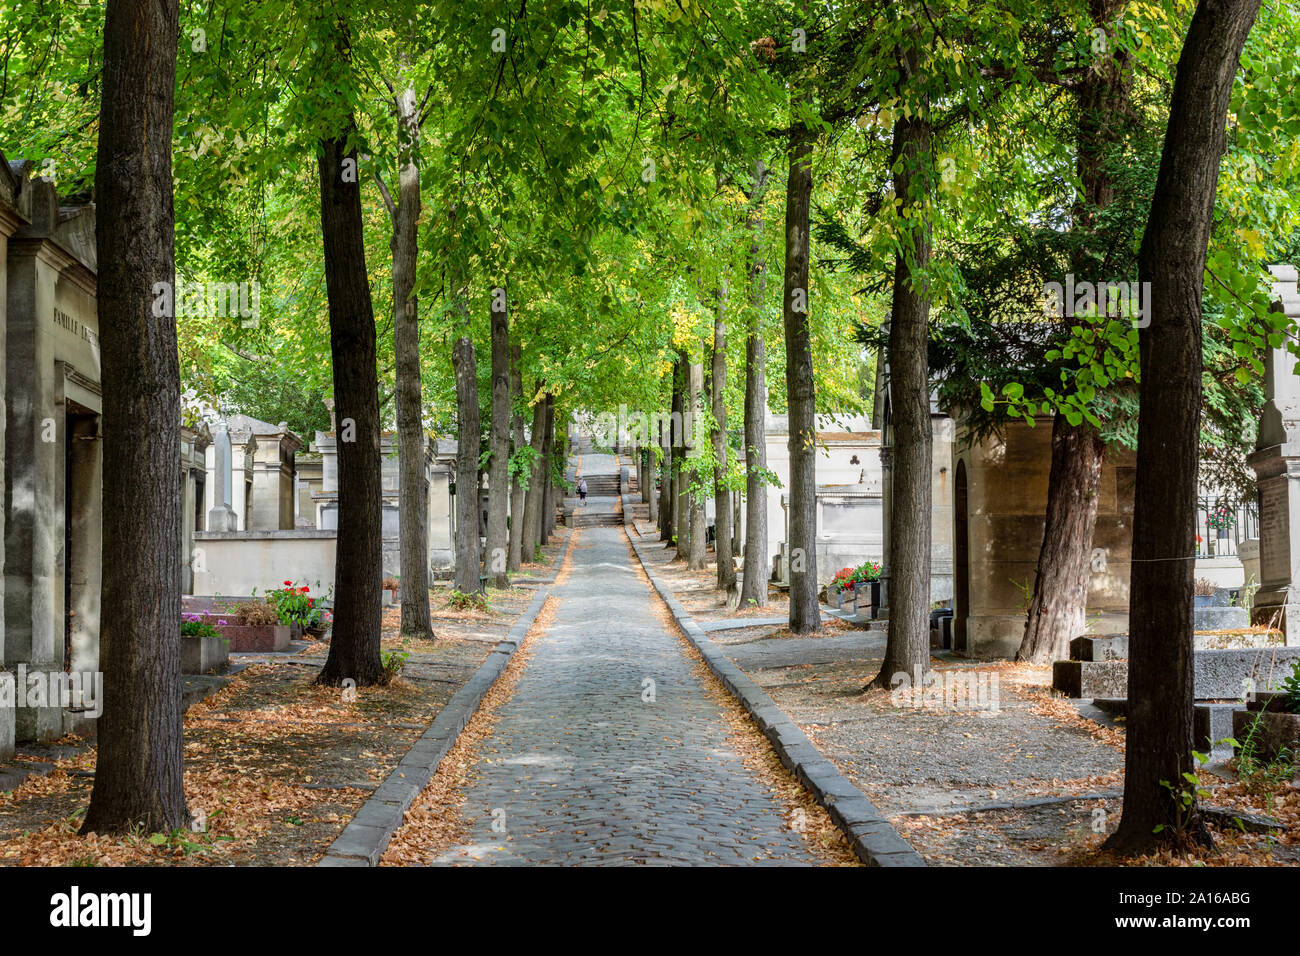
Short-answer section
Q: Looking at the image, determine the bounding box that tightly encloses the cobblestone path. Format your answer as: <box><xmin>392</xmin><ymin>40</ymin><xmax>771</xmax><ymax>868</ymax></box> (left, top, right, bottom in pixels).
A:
<box><xmin>429</xmin><ymin>485</ymin><xmax>818</xmax><ymax>866</ymax></box>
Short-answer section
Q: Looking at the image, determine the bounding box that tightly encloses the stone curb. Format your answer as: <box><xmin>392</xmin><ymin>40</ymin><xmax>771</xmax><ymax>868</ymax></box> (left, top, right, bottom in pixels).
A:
<box><xmin>315</xmin><ymin>531</ymin><xmax>572</xmax><ymax>867</ymax></box>
<box><xmin>621</xmin><ymin>495</ymin><xmax>925</xmax><ymax>868</ymax></box>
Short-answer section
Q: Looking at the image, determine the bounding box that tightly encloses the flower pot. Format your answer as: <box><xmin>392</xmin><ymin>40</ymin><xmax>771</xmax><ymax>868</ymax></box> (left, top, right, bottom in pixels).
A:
<box><xmin>1194</xmin><ymin>594</ymin><xmax>1215</xmax><ymax>608</ymax></box>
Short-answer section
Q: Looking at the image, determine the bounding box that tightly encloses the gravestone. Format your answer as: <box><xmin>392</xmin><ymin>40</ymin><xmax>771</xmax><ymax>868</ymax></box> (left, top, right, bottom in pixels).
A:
<box><xmin>1247</xmin><ymin>264</ymin><xmax>1300</xmax><ymax>645</ymax></box>
<box><xmin>207</xmin><ymin>426</ymin><xmax>240</xmax><ymax>531</ymax></box>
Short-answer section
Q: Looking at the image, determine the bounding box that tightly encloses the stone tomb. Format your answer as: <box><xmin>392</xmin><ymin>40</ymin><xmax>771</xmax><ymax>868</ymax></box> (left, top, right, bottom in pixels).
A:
<box><xmin>948</xmin><ymin>414</ymin><xmax>1135</xmax><ymax>659</ymax></box>
<box><xmin>1247</xmin><ymin>265</ymin><xmax>1300</xmax><ymax>644</ymax></box>
<box><xmin>1</xmin><ymin>158</ymin><xmax>103</xmax><ymax>744</ymax></box>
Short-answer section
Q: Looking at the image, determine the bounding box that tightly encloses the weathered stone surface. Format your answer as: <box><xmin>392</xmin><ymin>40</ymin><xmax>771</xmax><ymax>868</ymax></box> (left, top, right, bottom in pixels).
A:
<box><xmin>1069</xmin><ymin>635</ymin><xmax>1129</xmax><ymax>661</ymax></box>
<box><xmin>1193</xmin><ymin>606</ymin><xmax>1248</xmax><ymax>631</ymax></box>
<box><xmin>1194</xmin><ymin>702</ymin><xmax>1242</xmax><ymax>753</ymax></box>
<box><xmin>0</xmin><ymin>673</ymin><xmax>14</xmax><ymax>762</ymax></box>
<box><xmin>1056</xmin><ymin>647</ymin><xmax>1300</xmax><ymax>700</ymax></box>
<box><xmin>180</xmin><ymin>634</ymin><xmax>228</xmax><ymax>675</ymax></box>
<box><xmin>1052</xmin><ymin>660</ymin><xmax>1129</xmax><ymax>699</ymax></box>
<box><xmin>1198</xmin><ymin>647</ymin><xmax>1300</xmax><ymax>698</ymax></box>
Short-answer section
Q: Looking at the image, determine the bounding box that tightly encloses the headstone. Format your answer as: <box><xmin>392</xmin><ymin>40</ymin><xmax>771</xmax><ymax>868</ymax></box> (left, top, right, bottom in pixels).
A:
<box><xmin>207</xmin><ymin>426</ymin><xmax>240</xmax><ymax>531</ymax></box>
<box><xmin>1247</xmin><ymin>264</ymin><xmax>1300</xmax><ymax>644</ymax></box>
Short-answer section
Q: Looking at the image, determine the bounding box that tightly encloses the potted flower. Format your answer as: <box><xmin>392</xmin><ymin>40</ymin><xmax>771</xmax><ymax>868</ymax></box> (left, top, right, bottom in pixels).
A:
<box><xmin>1208</xmin><ymin>503</ymin><xmax>1236</xmax><ymax>540</ymax></box>
<box><xmin>382</xmin><ymin>575</ymin><xmax>400</xmax><ymax>605</ymax></box>
<box><xmin>181</xmin><ymin>613</ymin><xmax>229</xmax><ymax>674</ymax></box>
<box><xmin>269</xmin><ymin>581</ymin><xmax>318</xmax><ymax>640</ymax></box>
<box><xmin>830</xmin><ymin>561</ymin><xmax>883</xmax><ymax>612</ymax></box>
<box><xmin>1193</xmin><ymin>577</ymin><xmax>1218</xmax><ymax>608</ymax></box>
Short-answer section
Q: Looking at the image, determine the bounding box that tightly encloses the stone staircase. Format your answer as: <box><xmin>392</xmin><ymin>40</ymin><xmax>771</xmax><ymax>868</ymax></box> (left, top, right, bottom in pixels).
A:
<box><xmin>579</xmin><ymin>474</ymin><xmax>622</xmax><ymax>497</ymax></box>
<box><xmin>569</xmin><ymin>505</ymin><xmax>624</xmax><ymax>528</ymax></box>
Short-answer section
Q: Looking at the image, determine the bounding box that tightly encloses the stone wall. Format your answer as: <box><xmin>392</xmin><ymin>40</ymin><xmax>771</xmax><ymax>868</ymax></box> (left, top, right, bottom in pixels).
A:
<box><xmin>191</xmin><ymin>529</ymin><xmax>338</xmax><ymax>597</ymax></box>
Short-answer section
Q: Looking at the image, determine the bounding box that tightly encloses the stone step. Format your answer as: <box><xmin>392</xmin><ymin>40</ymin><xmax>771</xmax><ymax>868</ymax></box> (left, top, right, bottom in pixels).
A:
<box><xmin>1070</xmin><ymin>629</ymin><xmax>1284</xmax><ymax>662</ymax></box>
<box><xmin>1053</xmin><ymin>646</ymin><xmax>1300</xmax><ymax>699</ymax></box>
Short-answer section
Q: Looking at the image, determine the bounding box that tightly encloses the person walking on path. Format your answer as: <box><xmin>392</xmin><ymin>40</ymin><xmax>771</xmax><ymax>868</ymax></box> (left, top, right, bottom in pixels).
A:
<box><xmin>578</xmin><ymin>476</ymin><xmax>588</xmax><ymax>505</ymax></box>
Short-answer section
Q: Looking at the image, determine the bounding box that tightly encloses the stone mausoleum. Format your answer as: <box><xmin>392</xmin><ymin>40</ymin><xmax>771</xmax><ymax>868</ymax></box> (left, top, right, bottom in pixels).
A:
<box><xmin>0</xmin><ymin>155</ymin><xmax>103</xmax><ymax>753</ymax></box>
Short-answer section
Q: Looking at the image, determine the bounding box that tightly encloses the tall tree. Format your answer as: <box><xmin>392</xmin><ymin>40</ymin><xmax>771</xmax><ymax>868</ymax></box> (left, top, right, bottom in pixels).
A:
<box><xmin>1106</xmin><ymin>0</ymin><xmax>1261</xmax><ymax>854</ymax></box>
<box><xmin>315</xmin><ymin>121</ymin><xmax>386</xmax><ymax>686</ymax></box>
<box><xmin>712</xmin><ymin>280</ymin><xmax>736</xmax><ymax>590</ymax></box>
<box><xmin>486</xmin><ymin>288</ymin><xmax>511</xmax><ymax>587</ymax></box>
<box><xmin>871</xmin><ymin>42</ymin><xmax>934</xmax><ymax>688</ymax></box>
<box><xmin>784</xmin><ymin>123</ymin><xmax>820</xmax><ymax>634</ymax></box>
<box><xmin>451</xmin><ymin>311</ymin><xmax>483</xmax><ymax>594</ymax></box>
<box><xmin>740</xmin><ymin>160</ymin><xmax>771</xmax><ymax>608</ymax></box>
<box><xmin>521</xmin><ymin>387</ymin><xmax>548</xmax><ymax>560</ymax></box>
<box><xmin>539</xmin><ymin>395</ymin><xmax>556</xmax><ymax>545</ymax></box>
<box><xmin>1018</xmin><ymin>2</ymin><xmax>1135</xmax><ymax>663</ymax></box>
<box><xmin>82</xmin><ymin>0</ymin><xmax>189</xmax><ymax>835</ymax></box>
<box><xmin>687</xmin><ymin>356</ymin><xmax>708</xmax><ymax>570</ymax></box>
<box><xmin>507</xmin><ymin>343</ymin><xmax>527</xmax><ymax>572</ymax></box>
<box><xmin>382</xmin><ymin>54</ymin><xmax>433</xmax><ymax>640</ymax></box>
<box><xmin>658</xmin><ymin>396</ymin><xmax>674</xmax><ymax>540</ymax></box>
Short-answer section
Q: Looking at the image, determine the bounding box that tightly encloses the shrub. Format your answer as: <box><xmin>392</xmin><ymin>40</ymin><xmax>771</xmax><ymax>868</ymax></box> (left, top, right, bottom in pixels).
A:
<box><xmin>232</xmin><ymin>600</ymin><xmax>279</xmax><ymax>627</ymax></box>
<box><xmin>381</xmin><ymin>648</ymin><xmax>410</xmax><ymax>678</ymax></box>
<box><xmin>268</xmin><ymin>581</ymin><xmax>322</xmax><ymax>626</ymax></box>
<box><xmin>1193</xmin><ymin>577</ymin><xmax>1218</xmax><ymax>596</ymax></box>
<box><xmin>445</xmin><ymin>589</ymin><xmax>490</xmax><ymax>612</ymax></box>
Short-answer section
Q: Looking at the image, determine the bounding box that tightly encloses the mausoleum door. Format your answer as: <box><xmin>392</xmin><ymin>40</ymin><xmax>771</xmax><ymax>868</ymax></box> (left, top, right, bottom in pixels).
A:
<box><xmin>63</xmin><ymin>402</ymin><xmax>100</xmax><ymax>674</ymax></box>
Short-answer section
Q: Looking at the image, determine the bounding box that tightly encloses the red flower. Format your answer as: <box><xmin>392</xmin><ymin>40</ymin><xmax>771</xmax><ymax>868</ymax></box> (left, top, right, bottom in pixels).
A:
<box><xmin>283</xmin><ymin>580</ymin><xmax>293</xmax><ymax>587</ymax></box>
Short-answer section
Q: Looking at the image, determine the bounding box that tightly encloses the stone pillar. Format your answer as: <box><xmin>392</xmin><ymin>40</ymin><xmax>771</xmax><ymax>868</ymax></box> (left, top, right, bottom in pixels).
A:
<box><xmin>1247</xmin><ymin>264</ymin><xmax>1300</xmax><ymax>644</ymax></box>
<box><xmin>248</xmin><ymin>423</ymin><xmax>301</xmax><ymax>531</ymax></box>
<box><xmin>207</xmin><ymin>427</ymin><xmax>240</xmax><ymax>531</ymax></box>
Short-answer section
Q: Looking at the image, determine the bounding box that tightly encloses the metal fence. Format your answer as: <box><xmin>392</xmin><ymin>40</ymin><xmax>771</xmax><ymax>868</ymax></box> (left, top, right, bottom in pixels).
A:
<box><xmin>1195</xmin><ymin>496</ymin><xmax>1258</xmax><ymax>558</ymax></box>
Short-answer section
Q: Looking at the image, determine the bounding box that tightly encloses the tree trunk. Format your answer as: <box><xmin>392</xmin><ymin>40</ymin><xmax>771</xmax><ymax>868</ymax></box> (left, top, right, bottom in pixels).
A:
<box><xmin>314</xmin><ymin>127</ymin><xmax>386</xmax><ymax>687</ymax></box>
<box><xmin>486</xmin><ymin>292</ymin><xmax>511</xmax><ymax>587</ymax></box>
<box><xmin>871</xmin><ymin>99</ymin><xmax>934</xmax><ymax>688</ymax></box>
<box><xmin>390</xmin><ymin>71</ymin><xmax>432</xmax><ymax>640</ymax></box>
<box><xmin>1106</xmin><ymin>0</ymin><xmax>1259</xmax><ymax>855</ymax></box>
<box><xmin>1018</xmin><ymin>1</ymin><xmax>1133</xmax><ymax>663</ymax></box>
<box><xmin>740</xmin><ymin>159</ymin><xmax>771</xmax><ymax>609</ymax></box>
<box><xmin>1017</xmin><ymin>417</ymin><xmax>1105</xmax><ymax>662</ymax></box>
<box><xmin>521</xmin><ymin>388</ymin><xmax>547</xmax><ymax>561</ymax></box>
<box><xmin>82</xmin><ymin>0</ymin><xmax>189</xmax><ymax>835</ymax></box>
<box><xmin>540</xmin><ymin>396</ymin><xmax>555</xmax><ymax>545</ymax></box>
<box><xmin>688</xmin><ymin>358</ymin><xmax>707</xmax><ymax>570</ymax></box>
<box><xmin>783</xmin><ymin>124</ymin><xmax>820</xmax><ymax>634</ymax></box>
<box><xmin>674</xmin><ymin>354</ymin><xmax>691</xmax><ymax>561</ymax></box>
<box><xmin>712</xmin><ymin>282</ymin><xmax>736</xmax><ymax>589</ymax></box>
<box><xmin>658</xmin><ymin>398</ymin><xmax>674</xmax><ymax>540</ymax></box>
<box><xmin>507</xmin><ymin>343</ymin><xmax>526</xmax><ymax>572</ymax></box>
<box><xmin>452</xmin><ymin>332</ymin><xmax>483</xmax><ymax>594</ymax></box>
